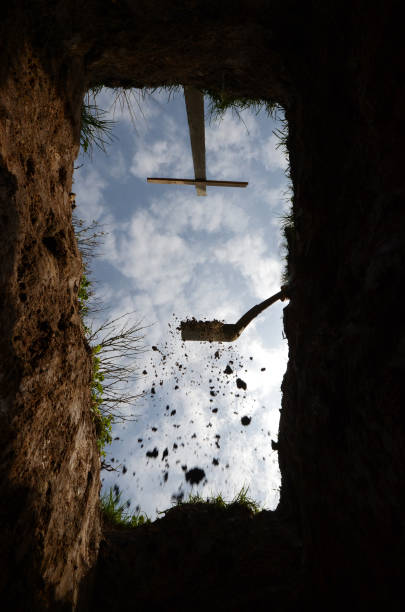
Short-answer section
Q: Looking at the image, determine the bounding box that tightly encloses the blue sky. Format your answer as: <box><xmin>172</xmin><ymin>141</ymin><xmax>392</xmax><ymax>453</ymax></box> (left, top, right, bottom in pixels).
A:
<box><xmin>73</xmin><ymin>88</ymin><xmax>290</xmax><ymax>518</ymax></box>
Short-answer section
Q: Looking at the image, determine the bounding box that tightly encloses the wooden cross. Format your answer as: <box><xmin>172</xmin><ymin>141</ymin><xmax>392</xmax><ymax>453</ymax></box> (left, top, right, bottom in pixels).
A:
<box><xmin>147</xmin><ymin>86</ymin><xmax>248</xmax><ymax>196</ymax></box>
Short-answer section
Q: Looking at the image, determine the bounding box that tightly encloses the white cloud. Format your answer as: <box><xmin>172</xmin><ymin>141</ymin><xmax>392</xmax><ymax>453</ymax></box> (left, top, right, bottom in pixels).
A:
<box><xmin>130</xmin><ymin>115</ymin><xmax>192</xmax><ymax>179</ymax></box>
<box><xmin>76</xmin><ymin>96</ymin><xmax>290</xmax><ymax>518</ymax></box>
<box><xmin>105</xmin><ymin>209</ymin><xmax>205</xmax><ymax>306</ymax></box>
<box><xmin>213</xmin><ymin>233</ymin><xmax>282</xmax><ymax>300</ymax></box>
<box><xmin>148</xmin><ymin>190</ymin><xmax>250</xmax><ymax>236</ymax></box>
<box><xmin>206</xmin><ymin>111</ymin><xmax>259</xmax><ymax>152</ymax></box>
<box><xmin>107</xmin><ymin>149</ymin><xmax>127</xmax><ymax>180</ymax></box>
<box><xmin>261</xmin><ymin>133</ymin><xmax>289</xmax><ymax>172</ymax></box>
<box><xmin>73</xmin><ymin>167</ymin><xmax>107</xmax><ymax>221</ymax></box>
<box><xmin>264</xmin><ymin>185</ymin><xmax>288</xmax><ymax>209</ymax></box>
<box><xmin>205</xmin><ymin>112</ymin><xmax>259</xmax><ymax>180</ymax></box>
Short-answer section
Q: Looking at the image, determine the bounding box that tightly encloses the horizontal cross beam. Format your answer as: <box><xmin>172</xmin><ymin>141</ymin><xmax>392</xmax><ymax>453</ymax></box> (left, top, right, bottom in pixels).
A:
<box><xmin>147</xmin><ymin>177</ymin><xmax>248</xmax><ymax>188</ymax></box>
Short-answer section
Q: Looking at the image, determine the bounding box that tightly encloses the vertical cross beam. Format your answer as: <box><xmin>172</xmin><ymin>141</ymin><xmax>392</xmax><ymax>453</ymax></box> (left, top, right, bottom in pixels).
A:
<box><xmin>183</xmin><ymin>86</ymin><xmax>206</xmax><ymax>196</ymax></box>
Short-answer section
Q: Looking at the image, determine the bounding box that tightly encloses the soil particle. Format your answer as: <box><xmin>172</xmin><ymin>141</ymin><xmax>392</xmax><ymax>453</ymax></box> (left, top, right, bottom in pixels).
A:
<box><xmin>236</xmin><ymin>377</ymin><xmax>247</xmax><ymax>390</ymax></box>
<box><xmin>185</xmin><ymin>467</ymin><xmax>206</xmax><ymax>485</ymax></box>
<box><xmin>171</xmin><ymin>490</ymin><xmax>184</xmax><ymax>503</ymax></box>
<box><xmin>146</xmin><ymin>448</ymin><xmax>159</xmax><ymax>459</ymax></box>
<box><xmin>241</xmin><ymin>416</ymin><xmax>251</xmax><ymax>426</ymax></box>
<box><xmin>224</xmin><ymin>365</ymin><xmax>233</xmax><ymax>375</ymax></box>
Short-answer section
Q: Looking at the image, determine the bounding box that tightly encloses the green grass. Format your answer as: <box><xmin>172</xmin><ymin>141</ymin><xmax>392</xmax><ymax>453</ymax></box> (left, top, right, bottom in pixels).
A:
<box><xmin>163</xmin><ymin>485</ymin><xmax>261</xmax><ymax>515</ymax></box>
<box><xmin>202</xmin><ymin>89</ymin><xmax>279</xmax><ymax>125</ymax></box>
<box><xmin>77</xmin><ymin>271</ymin><xmax>113</xmax><ymax>456</ymax></box>
<box><xmin>279</xmin><ymin>207</ymin><xmax>295</xmax><ymax>286</ymax></box>
<box><xmin>80</xmin><ymin>84</ymin><xmax>282</xmax><ymax>154</ymax></box>
<box><xmin>101</xmin><ymin>486</ymin><xmax>150</xmax><ymax>528</ymax></box>
<box><xmin>80</xmin><ymin>102</ymin><xmax>116</xmax><ymax>156</ymax></box>
<box><xmin>100</xmin><ymin>485</ymin><xmax>261</xmax><ymax>529</ymax></box>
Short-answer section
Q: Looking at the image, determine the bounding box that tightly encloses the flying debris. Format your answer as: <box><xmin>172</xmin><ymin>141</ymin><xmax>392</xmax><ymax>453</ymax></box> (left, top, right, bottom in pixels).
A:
<box><xmin>185</xmin><ymin>467</ymin><xmax>206</xmax><ymax>485</ymax></box>
<box><xmin>125</xmin><ymin>312</ymin><xmax>282</xmax><ymax>515</ymax></box>
<box><xmin>236</xmin><ymin>378</ymin><xmax>247</xmax><ymax>391</ymax></box>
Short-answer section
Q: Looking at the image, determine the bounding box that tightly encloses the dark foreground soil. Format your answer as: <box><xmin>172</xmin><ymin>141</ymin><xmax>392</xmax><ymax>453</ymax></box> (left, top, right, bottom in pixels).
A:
<box><xmin>88</xmin><ymin>504</ymin><xmax>302</xmax><ymax>612</ymax></box>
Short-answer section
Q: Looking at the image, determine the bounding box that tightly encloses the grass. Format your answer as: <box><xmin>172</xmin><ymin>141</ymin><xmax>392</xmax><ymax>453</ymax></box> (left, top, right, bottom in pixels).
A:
<box><xmin>77</xmin><ymin>271</ymin><xmax>113</xmax><ymax>456</ymax></box>
<box><xmin>279</xmin><ymin>207</ymin><xmax>295</xmax><ymax>286</ymax></box>
<box><xmin>202</xmin><ymin>88</ymin><xmax>279</xmax><ymax>125</ymax></box>
<box><xmin>80</xmin><ymin>103</ymin><xmax>116</xmax><ymax>156</ymax></box>
<box><xmin>163</xmin><ymin>485</ymin><xmax>262</xmax><ymax>516</ymax></box>
<box><xmin>80</xmin><ymin>84</ymin><xmax>282</xmax><ymax>154</ymax></box>
<box><xmin>74</xmin><ymin>216</ymin><xmax>146</xmax><ymax>459</ymax></box>
<box><xmin>101</xmin><ymin>485</ymin><xmax>150</xmax><ymax>528</ymax></box>
<box><xmin>100</xmin><ymin>485</ymin><xmax>262</xmax><ymax>530</ymax></box>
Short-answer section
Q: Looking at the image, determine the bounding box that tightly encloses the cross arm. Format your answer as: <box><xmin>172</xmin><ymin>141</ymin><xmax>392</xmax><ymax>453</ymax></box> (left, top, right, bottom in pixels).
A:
<box><xmin>147</xmin><ymin>178</ymin><xmax>248</xmax><ymax>188</ymax></box>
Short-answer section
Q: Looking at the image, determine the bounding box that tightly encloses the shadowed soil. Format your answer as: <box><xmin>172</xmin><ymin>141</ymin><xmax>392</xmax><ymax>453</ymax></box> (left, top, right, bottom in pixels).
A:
<box><xmin>89</xmin><ymin>505</ymin><xmax>302</xmax><ymax>611</ymax></box>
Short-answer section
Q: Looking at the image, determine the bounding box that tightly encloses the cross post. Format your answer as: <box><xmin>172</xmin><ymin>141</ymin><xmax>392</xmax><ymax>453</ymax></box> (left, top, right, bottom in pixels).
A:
<box><xmin>147</xmin><ymin>87</ymin><xmax>248</xmax><ymax>195</ymax></box>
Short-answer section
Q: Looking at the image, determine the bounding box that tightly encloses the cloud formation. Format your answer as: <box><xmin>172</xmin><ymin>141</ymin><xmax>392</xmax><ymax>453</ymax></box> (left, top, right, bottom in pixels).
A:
<box><xmin>75</xmin><ymin>88</ymin><xmax>290</xmax><ymax>517</ymax></box>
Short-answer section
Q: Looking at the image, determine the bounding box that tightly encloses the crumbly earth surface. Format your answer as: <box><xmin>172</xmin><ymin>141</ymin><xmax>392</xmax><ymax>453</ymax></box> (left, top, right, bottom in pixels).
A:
<box><xmin>1</xmin><ymin>2</ymin><xmax>404</xmax><ymax>610</ymax></box>
<box><xmin>0</xmin><ymin>14</ymin><xmax>101</xmax><ymax>611</ymax></box>
<box><xmin>91</xmin><ymin>503</ymin><xmax>302</xmax><ymax>612</ymax></box>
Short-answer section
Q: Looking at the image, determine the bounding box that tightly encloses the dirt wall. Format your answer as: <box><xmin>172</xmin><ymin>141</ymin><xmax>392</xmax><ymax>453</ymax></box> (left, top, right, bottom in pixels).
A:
<box><xmin>0</xmin><ymin>16</ymin><xmax>101</xmax><ymax>609</ymax></box>
<box><xmin>278</xmin><ymin>5</ymin><xmax>405</xmax><ymax>607</ymax></box>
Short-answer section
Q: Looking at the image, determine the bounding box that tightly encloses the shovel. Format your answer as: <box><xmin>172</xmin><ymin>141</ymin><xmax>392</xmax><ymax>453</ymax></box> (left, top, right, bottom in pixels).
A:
<box><xmin>180</xmin><ymin>287</ymin><xmax>288</xmax><ymax>342</ymax></box>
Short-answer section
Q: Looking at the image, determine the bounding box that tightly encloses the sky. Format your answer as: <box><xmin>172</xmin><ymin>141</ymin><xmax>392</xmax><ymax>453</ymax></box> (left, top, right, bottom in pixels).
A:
<box><xmin>73</xmin><ymin>88</ymin><xmax>290</xmax><ymax>519</ymax></box>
